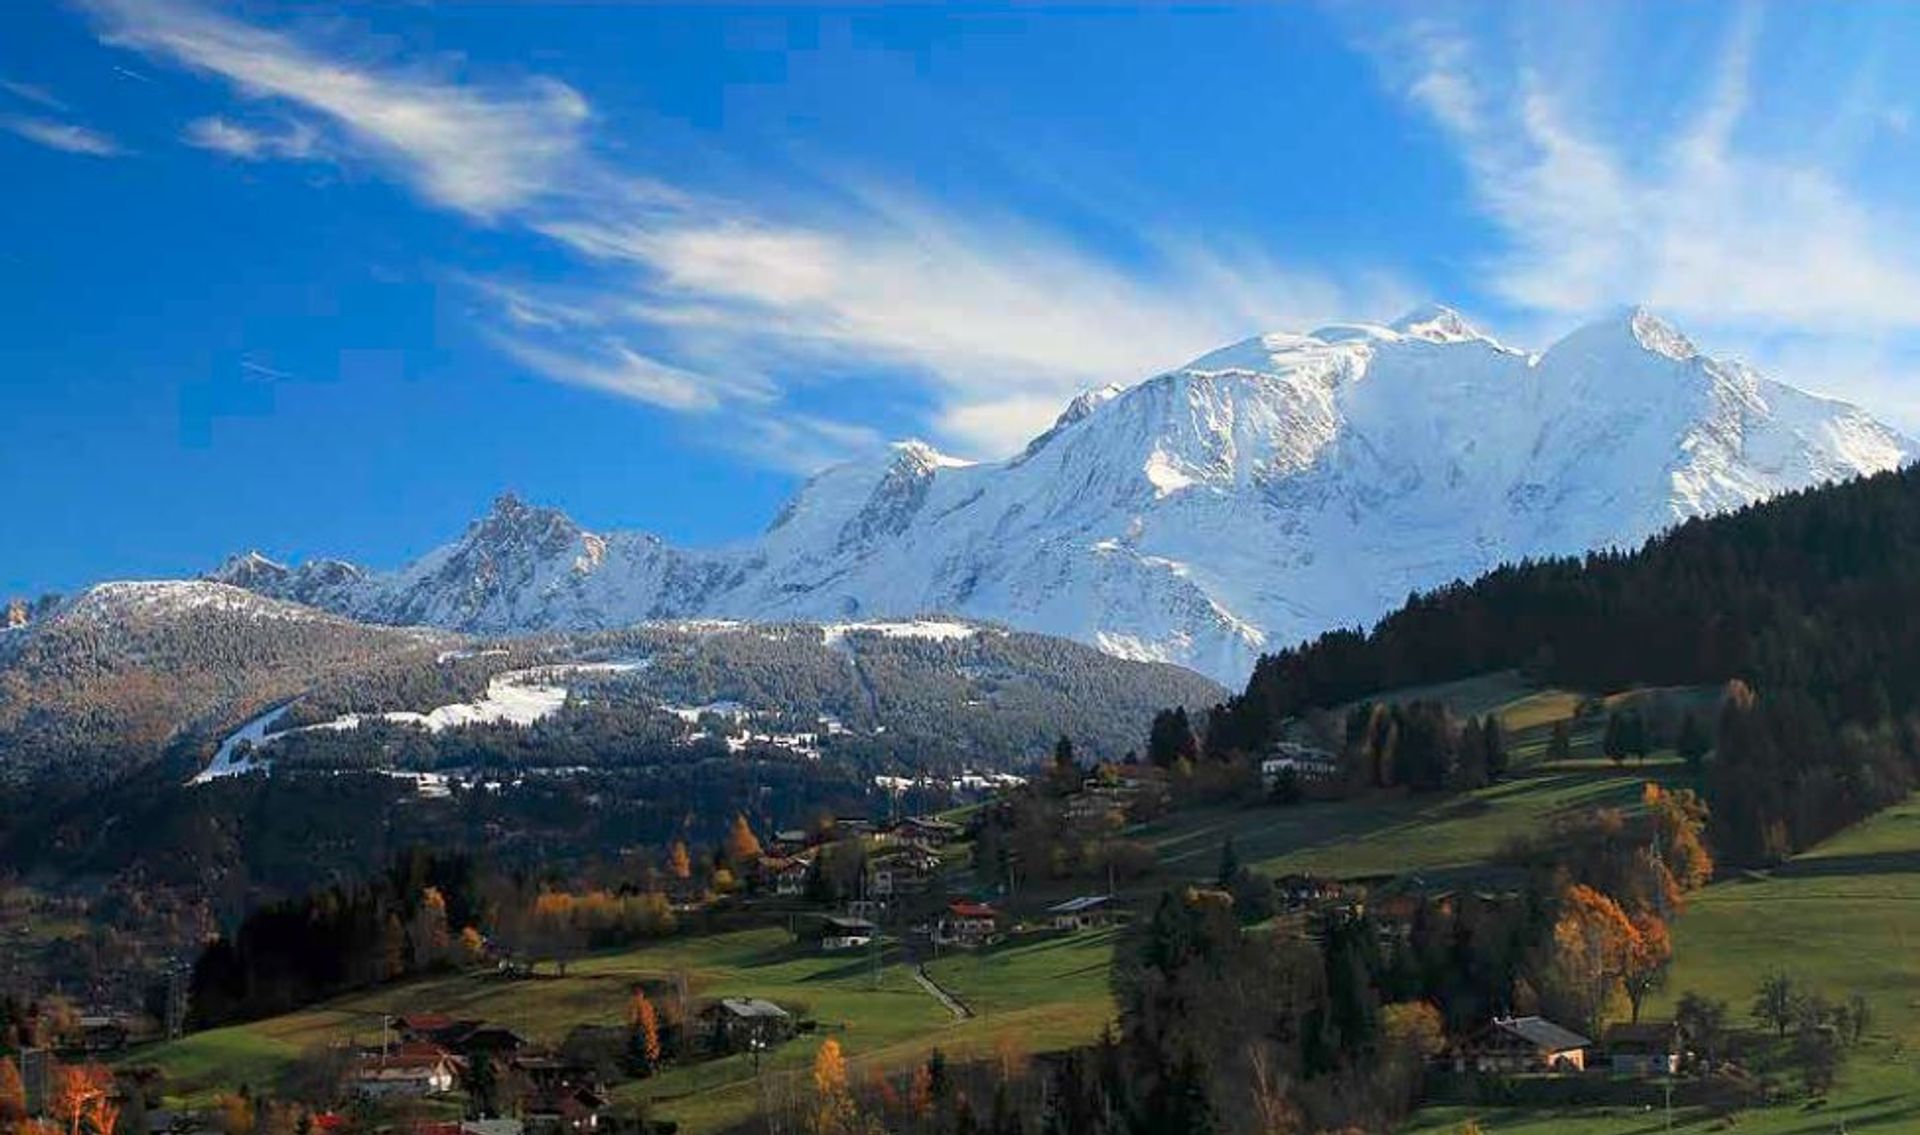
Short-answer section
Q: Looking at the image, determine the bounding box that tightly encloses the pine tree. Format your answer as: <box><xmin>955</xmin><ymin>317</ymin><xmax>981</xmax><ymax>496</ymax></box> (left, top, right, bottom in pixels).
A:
<box><xmin>1484</xmin><ymin>715</ymin><xmax>1509</xmax><ymax>780</ymax></box>
<box><xmin>1676</xmin><ymin>711</ymin><xmax>1710</xmax><ymax>772</ymax></box>
<box><xmin>1542</xmin><ymin>720</ymin><xmax>1568</xmax><ymax>764</ymax></box>
<box><xmin>1215</xmin><ymin>837</ymin><xmax>1239</xmax><ymax>888</ymax></box>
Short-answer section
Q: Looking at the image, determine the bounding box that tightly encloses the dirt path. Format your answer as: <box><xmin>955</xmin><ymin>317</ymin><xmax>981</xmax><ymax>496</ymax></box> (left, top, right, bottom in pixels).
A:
<box><xmin>913</xmin><ymin>964</ymin><xmax>972</xmax><ymax>1020</ymax></box>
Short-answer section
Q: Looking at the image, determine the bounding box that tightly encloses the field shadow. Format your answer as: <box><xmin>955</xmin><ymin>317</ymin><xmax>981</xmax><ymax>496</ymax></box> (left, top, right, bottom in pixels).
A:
<box><xmin>1775</xmin><ymin>850</ymin><xmax>1920</xmax><ymax>878</ymax></box>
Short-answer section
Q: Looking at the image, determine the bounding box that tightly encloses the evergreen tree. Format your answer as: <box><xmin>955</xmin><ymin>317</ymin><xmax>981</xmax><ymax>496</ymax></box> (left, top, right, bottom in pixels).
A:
<box><xmin>1548</xmin><ymin>719</ymin><xmax>1572</xmax><ymax>762</ymax></box>
<box><xmin>1484</xmin><ymin>715</ymin><xmax>1509</xmax><ymax>780</ymax></box>
<box><xmin>1215</xmin><ymin>837</ymin><xmax>1239</xmax><ymax>888</ymax></box>
<box><xmin>1677</xmin><ymin>711</ymin><xmax>1710</xmax><ymax>773</ymax></box>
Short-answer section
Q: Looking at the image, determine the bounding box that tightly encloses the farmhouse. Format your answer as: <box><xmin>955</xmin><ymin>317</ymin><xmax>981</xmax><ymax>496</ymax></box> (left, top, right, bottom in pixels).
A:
<box><xmin>1261</xmin><ymin>741</ymin><xmax>1341</xmax><ymax>788</ymax></box>
<box><xmin>1604</xmin><ymin>1021</ymin><xmax>1683</xmax><ymax>1076</ymax></box>
<box><xmin>1046</xmin><ymin>895</ymin><xmax>1116</xmax><ymax>932</ymax></box>
<box><xmin>75</xmin><ymin>1015</ymin><xmax>130</xmax><ymax>1053</ymax></box>
<box><xmin>1452</xmin><ymin>1015</ymin><xmax>1591</xmax><ymax>1073</ymax></box>
<box><xmin>1274</xmin><ymin>874</ymin><xmax>1340</xmax><ymax>909</ymax></box>
<box><xmin>818</xmin><ymin>914</ymin><xmax>878</xmax><ymax>952</ymax></box>
<box><xmin>934</xmin><ymin>900</ymin><xmax>1001</xmax><ymax>949</ymax></box>
<box><xmin>870</xmin><ymin>848</ymin><xmax>940</xmax><ymax>896</ymax></box>
<box><xmin>352</xmin><ymin>1044</ymin><xmax>462</xmax><ymax>1098</ymax></box>
<box><xmin>760</xmin><ymin>854</ymin><xmax>814</xmax><ymax>898</ymax></box>
<box><xmin>896</xmin><ymin>816</ymin><xmax>963</xmax><ymax>847</ymax></box>
<box><xmin>702</xmin><ymin>997</ymin><xmax>795</xmax><ymax>1053</ymax></box>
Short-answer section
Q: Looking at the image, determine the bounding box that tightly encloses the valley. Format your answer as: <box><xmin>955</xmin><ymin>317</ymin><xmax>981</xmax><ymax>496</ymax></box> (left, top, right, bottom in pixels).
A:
<box><xmin>7</xmin><ymin>330</ymin><xmax>1920</xmax><ymax>1135</ymax></box>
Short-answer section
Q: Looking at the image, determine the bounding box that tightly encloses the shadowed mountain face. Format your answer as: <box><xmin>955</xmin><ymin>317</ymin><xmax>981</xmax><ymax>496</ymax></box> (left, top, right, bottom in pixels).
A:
<box><xmin>211</xmin><ymin>307</ymin><xmax>1913</xmax><ymax>682</ymax></box>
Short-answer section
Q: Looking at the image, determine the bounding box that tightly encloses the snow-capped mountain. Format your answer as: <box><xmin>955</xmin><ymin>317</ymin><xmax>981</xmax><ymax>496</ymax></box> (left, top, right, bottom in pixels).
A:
<box><xmin>211</xmin><ymin>306</ymin><xmax>1916</xmax><ymax>682</ymax></box>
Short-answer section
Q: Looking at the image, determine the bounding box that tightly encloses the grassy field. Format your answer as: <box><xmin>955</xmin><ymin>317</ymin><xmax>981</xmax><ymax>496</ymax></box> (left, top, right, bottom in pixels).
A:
<box><xmin>1412</xmin><ymin>795</ymin><xmax>1920</xmax><ymax>1134</ymax></box>
<box><xmin>126</xmin><ymin>925</ymin><xmax>1119</xmax><ymax>1135</ymax></box>
<box><xmin>1140</xmin><ymin>761</ymin><xmax>1689</xmax><ymax>884</ymax></box>
<box><xmin>1139</xmin><ymin>672</ymin><xmax>1708</xmax><ymax>885</ymax></box>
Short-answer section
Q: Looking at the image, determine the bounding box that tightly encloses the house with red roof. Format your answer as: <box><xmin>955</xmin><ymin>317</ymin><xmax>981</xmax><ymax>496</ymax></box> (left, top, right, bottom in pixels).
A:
<box><xmin>933</xmin><ymin>900</ymin><xmax>1000</xmax><ymax>949</ymax></box>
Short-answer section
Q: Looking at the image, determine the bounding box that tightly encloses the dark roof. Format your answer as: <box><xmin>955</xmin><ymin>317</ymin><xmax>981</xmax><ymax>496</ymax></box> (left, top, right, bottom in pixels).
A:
<box><xmin>711</xmin><ymin>997</ymin><xmax>791</xmax><ymax>1020</ymax></box>
<box><xmin>821</xmin><ymin>915</ymin><xmax>877</xmax><ymax>932</ymax></box>
<box><xmin>1494</xmin><ymin>1015</ymin><xmax>1591</xmax><ymax>1051</ymax></box>
<box><xmin>1047</xmin><ymin>895</ymin><xmax>1114</xmax><ymax>914</ymax></box>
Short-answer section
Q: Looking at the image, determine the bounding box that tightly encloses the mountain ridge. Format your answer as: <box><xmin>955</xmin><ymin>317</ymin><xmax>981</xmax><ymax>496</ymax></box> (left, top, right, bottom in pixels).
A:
<box><xmin>205</xmin><ymin>306</ymin><xmax>1917</xmax><ymax>681</ymax></box>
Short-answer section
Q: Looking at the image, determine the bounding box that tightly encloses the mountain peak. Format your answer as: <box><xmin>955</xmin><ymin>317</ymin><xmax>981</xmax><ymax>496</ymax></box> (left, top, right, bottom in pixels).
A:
<box><xmin>1389</xmin><ymin>303</ymin><xmax>1486</xmax><ymax>344</ymax></box>
<box><xmin>1054</xmin><ymin>384</ymin><xmax>1126</xmax><ymax>429</ymax></box>
<box><xmin>208</xmin><ymin>550</ymin><xmax>289</xmax><ymax>587</ymax></box>
<box><xmin>890</xmin><ymin>439</ymin><xmax>972</xmax><ymax>472</ymax></box>
<box><xmin>1624</xmin><ymin>306</ymin><xmax>1697</xmax><ymax>360</ymax></box>
<box><xmin>1562</xmin><ymin>305</ymin><xmax>1698</xmax><ymax>362</ymax></box>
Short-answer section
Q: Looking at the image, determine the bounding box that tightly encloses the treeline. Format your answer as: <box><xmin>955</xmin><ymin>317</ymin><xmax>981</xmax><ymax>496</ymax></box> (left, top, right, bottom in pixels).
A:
<box><xmin>1339</xmin><ymin>702</ymin><xmax>1509</xmax><ymax>793</ymax></box>
<box><xmin>588</xmin><ymin>621</ymin><xmax>1225</xmax><ymax>766</ymax></box>
<box><xmin>190</xmin><ymin>850</ymin><xmax>485</xmax><ymax>1027</ymax></box>
<box><xmin>1205</xmin><ymin>467</ymin><xmax>1920</xmax><ymax>863</ymax></box>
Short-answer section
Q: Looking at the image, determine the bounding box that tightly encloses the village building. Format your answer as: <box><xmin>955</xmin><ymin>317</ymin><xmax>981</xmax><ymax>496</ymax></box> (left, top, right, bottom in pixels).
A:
<box><xmin>524</xmin><ymin>1084</ymin><xmax>605</xmax><ymax>1134</ymax></box>
<box><xmin>845</xmin><ymin>897</ymin><xmax>887</xmax><ymax>922</ymax></box>
<box><xmin>1260</xmin><ymin>741</ymin><xmax>1342</xmax><ymax>789</ymax></box>
<box><xmin>352</xmin><ymin>1043</ymin><xmax>462</xmax><ymax>1098</ymax></box>
<box><xmin>760</xmin><ymin>854</ymin><xmax>814</xmax><ymax>898</ymax></box>
<box><xmin>870</xmin><ymin>848</ymin><xmax>940</xmax><ymax>897</ymax></box>
<box><xmin>896</xmin><ymin>816</ymin><xmax>963</xmax><ymax>847</ymax></box>
<box><xmin>702</xmin><ymin>997</ymin><xmax>795</xmax><ymax>1053</ymax></box>
<box><xmin>1604</xmin><ymin>1021</ymin><xmax>1684</xmax><ymax>1076</ymax></box>
<box><xmin>933</xmin><ymin>900</ymin><xmax>1001</xmax><ymax>949</ymax></box>
<box><xmin>75</xmin><ymin>1015</ymin><xmax>130</xmax><ymax>1053</ymax></box>
<box><xmin>441</xmin><ymin>1023</ymin><xmax>530</xmax><ymax>1060</ymax></box>
<box><xmin>1452</xmin><ymin>1015</ymin><xmax>1591</xmax><ymax>1074</ymax></box>
<box><xmin>1046</xmin><ymin>895</ymin><xmax>1117</xmax><ymax>932</ymax></box>
<box><xmin>1273</xmin><ymin>874</ymin><xmax>1340</xmax><ymax>909</ymax></box>
<box><xmin>818</xmin><ymin>914</ymin><xmax>878</xmax><ymax>952</ymax></box>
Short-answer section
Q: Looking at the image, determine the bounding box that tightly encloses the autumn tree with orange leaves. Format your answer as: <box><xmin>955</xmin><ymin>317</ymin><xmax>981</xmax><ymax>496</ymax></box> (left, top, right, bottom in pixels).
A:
<box><xmin>725</xmin><ymin>815</ymin><xmax>764</xmax><ymax>866</ymax></box>
<box><xmin>1623</xmin><ymin>911</ymin><xmax>1673</xmax><ymax>1023</ymax></box>
<box><xmin>0</xmin><ymin>1057</ymin><xmax>26</xmax><ymax>1133</ymax></box>
<box><xmin>1552</xmin><ymin>884</ymin><xmax>1642</xmax><ymax>1036</ymax></box>
<box><xmin>50</xmin><ymin>1065</ymin><xmax>118</xmax><ymax>1135</ymax></box>
<box><xmin>810</xmin><ymin>1038</ymin><xmax>854</xmax><ymax>1135</ymax></box>
<box><xmin>628</xmin><ymin>989</ymin><xmax>662</xmax><ymax>1074</ymax></box>
<box><xmin>667</xmin><ymin>841</ymin><xmax>693</xmax><ymax>880</ymax></box>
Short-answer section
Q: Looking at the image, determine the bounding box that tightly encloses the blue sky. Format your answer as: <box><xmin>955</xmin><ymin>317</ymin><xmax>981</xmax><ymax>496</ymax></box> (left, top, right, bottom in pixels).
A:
<box><xmin>6</xmin><ymin>2</ymin><xmax>1920</xmax><ymax>596</ymax></box>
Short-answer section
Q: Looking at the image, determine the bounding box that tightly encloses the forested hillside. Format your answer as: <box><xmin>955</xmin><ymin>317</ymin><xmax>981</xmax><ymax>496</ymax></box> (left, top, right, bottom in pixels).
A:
<box><xmin>1211</xmin><ymin>466</ymin><xmax>1920</xmax><ymax>862</ymax></box>
<box><xmin>0</xmin><ymin>581</ymin><xmax>447</xmax><ymax>781</ymax></box>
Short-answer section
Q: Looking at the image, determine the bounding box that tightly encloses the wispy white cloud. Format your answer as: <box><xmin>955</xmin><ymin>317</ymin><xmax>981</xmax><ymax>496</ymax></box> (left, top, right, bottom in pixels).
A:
<box><xmin>487</xmin><ymin>333</ymin><xmax>772</xmax><ymax>415</ymax></box>
<box><xmin>87</xmin><ymin>0</ymin><xmax>589</xmax><ymax>217</ymax></box>
<box><xmin>88</xmin><ymin>0</ymin><xmax>1405</xmax><ymax>464</ymax></box>
<box><xmin>527</xmin><ymin>192</ymin><xmax>1404</xmax><ymax>456</ymax></box>
<box><xmin>1373</xmin><ymin>9</ymin><xmax>1920</xmax><ymax>338</ymax></box>
<box><xmin>183</xmin><ymin>114</ymin><xmax>319</xmax><ymax>160</ymax></box>
<box><xmin>2</xmin><ymin>114</ymin><xmax>122</xmax><ymax>156</ymax></box>
<box><xmin>0</xmin><ymin>79</ymin><xmax>69</xmax><ymax>112</ymax></box>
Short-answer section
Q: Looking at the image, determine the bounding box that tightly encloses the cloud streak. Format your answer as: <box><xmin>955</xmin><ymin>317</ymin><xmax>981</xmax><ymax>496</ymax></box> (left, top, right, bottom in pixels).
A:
<box><xmin>2</xmin><ymin>113</ymin><xmax>122</xmax><ymax>156</ymax></box>
<box><xmin>88</xmin><ymin>0</ymin><xmax>589</xmax><ymax>217</ymax></box>
<box><xmin>86</xmin><ymin>0</ymin><xmax>1403</xmax><ymax>465</ymax></box>
<box><xmin>183</xmin><ymin>115</ymin><xmax>319</xmax><ymax>160</ymax></box>
<box><xmin>1374</xmin><ymin>10</ymin><xmax>1920</xmax><ymax>338</ymax></box>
